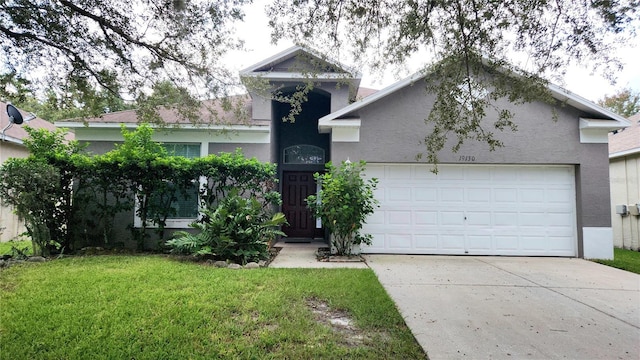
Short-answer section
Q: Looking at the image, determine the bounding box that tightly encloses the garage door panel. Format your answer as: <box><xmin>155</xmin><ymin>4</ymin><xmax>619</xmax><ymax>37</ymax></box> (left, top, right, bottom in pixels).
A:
<box><xmin>550</xmin><ymin>236</ymin><xmax>575</xmax><ymax>251</ymax></box>
<box><xmin>388</xmin><ymin>234</ymin><xmax>412</xmax><ymax>249</ymax></box>
<box><xmin>367</xmin><ymin>210</ymin><xmax>385</xmax><ymax>224</ymax></box>
<box><xmin>466</xmin><ymin>211</ymin><xmax>492</xmax><ymax>226</ymax></box>
<box><xmin>387</xmin><ymin>187</ymin><xmax>411</xmax><ymax>201</ymax></box>
<box><xmin>414</xmin><ymin>187</ymin><xmax>437</xmax><ymax>202</ymax></box>
<box><xmin>439</xmin><ymin>167</ymin><xmax>465</xmax><ymax>180</ymax></box>
<box><xmin>548</xmin><ymin>212</ymin><xmax>575</xmax><ymax>226</ymax></box>
<box><xmin>441</xmin><ymin>211</ymin><xmax>465</xmax><ymax>225</ymax></box>
<box><xmin>494</xmin><ymin>191</ymin><xmax>519</xmax><ymax>205</ymax></box>
<box><xmin>440</xmin><ymin>235</ymin><xmax>465</xmax><ymax>250</ymax></box>
<box><xmin>522</xmin><ymin>235</ymin><xmax>549</xmax><ymax>251</ymax></box>
<box><xmin>387</xmin><ymin>165</ymin><xmax>411</xmax><ymax>179</ymax></box>
<box><xmin>466</xmin><ymin>188</ymin><xmax>491</xmax><ymax>202</ymax></box>
<box><xmin>368</xmin><ymin>233</ymin><xmax>386</xmax><ymax>251</ymax></box>
<box><xmin>388</xmin><ymin>211</ymin><xmax>412</xmax><ymax>225</ymax></box>
<box><xmin>519</xmin><ymin>212</ymin><xmax>547</xmax><ymax>226</ymax></box>
<box><xmin>361</xmin><ymin>164</ymin><xmax>577</xmax><ymax>256</ymax></box>
<box><xmin>467</xmin><ymin>235</ymin><xmax>492</xmax><ymax>250</ymax></box>
<box><xmin>520</xmin><ymin>188</ymin><xmax>546</xmax><ymax>203</ymax></box>
<box><xmin>414</xmin><ymin>166</ymin><xmax>438</xmax><ymax>179</ymax></box>
<box><xmin>440</xmin><ymin>188</ymin><xmax>464</xmax><ymax>203</ymax></box>
<box><xmin>493</xmin><ymin>167</ymin><xmax>519</xmax><ymax>181</ymax></box>
<box><xmin>414</xmin><ymin>211</ymin><xmax>438</xmax><ymax>225</ymax></box>
<box><xmin>548</xmin><ymin>188</ymin><xmax>575</xmax><ymax>203</ymax></box>
<box><xmin>465</xmin><ymin>167</ymin><xmax>492</xmax><ymax>180</ymax></box>
<box><xmin>495</xmin><ymin>236</ymin><xmax>519</xmax><ymax>251</ymax></box>
<box><xmin>415</xmin><ymin>235</ymin><xmax>438</xmax><ymax>249</ymax></box>
<box><xmin>494</xmin><ymin>213</ymin><xmax>518</xmax><ymax>226</ymax></box>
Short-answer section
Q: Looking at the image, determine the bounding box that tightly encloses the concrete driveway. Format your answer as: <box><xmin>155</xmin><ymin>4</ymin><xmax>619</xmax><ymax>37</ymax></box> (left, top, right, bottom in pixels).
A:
<box><xmin>365</xmin><ymin>255</ymin><xmax>640</xmax><ymax>359</ymax></box>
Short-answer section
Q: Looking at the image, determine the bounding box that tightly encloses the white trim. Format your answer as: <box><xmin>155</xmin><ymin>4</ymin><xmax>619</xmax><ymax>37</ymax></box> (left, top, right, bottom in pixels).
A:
<box><xmin>320</xmin><ymin>118</ymin><xmax>361</xmax><ymax>142</ymax></box>
<box><xmin>319</xmin><ymin>118</ymin><xmax>361</xmax><ymax>133</ymax></box>
<box><xmin>70</xmin><ymin>127</ymin><xmax>271</xmax><ymax>144</ymax></box>
<box><xmin>549</xmin><ymin>84</ymin><xmax>630</xmax><ymax>124</ymax></box>
<box><xmin>579</xmin><ymin>118</ymin><xmax>626</xmax><ymax>144</ymax></box>
<box><xmin>331</xmin><ymin>127</ymin><xmax>360</xmax><ymax>142</ymax></box>
<box><xmin>134</xmin><ymin>217</ymin><xmax>195</xmax><ymax>229</ymax></box>
<box><xmin>241</xmin><ymin>72</ymin><xmax>356</xmax><ymax>82</ymax></box>
<box><xmin>56</xmin><ymin>121</ymin><xmax>269</xmax><ymax>131</ymax></box>
<box><xmin>609</xmin><ymin>147</ymin><xmax>640</xmax><ymax>159</ymax></box>
<box><xmin>582</xmin><ymin>227</ymin><xmax>613</xmax><ymax>259</ymax></box>
<box><xmin>199</xmin><ymin>142</ymin><xmax>208</xmax><ymax>158</ymax></box>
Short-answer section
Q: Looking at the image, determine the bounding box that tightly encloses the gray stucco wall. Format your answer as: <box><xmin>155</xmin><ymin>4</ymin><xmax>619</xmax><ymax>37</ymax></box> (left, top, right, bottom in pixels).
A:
<box><xmin>250</xmin><ymin>80</ymin><xmax>352</xmax><ymax>125</ymax></box>
<box><xmin>330</xmin><ymin>79</ymin><xmax>613</xmax><ymax>256</ymax></box>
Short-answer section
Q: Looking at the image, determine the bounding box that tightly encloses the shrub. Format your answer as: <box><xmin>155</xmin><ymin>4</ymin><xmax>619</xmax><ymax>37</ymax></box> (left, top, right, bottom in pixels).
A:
<box><xmin>0</xmin><ymin>158</ymin><xmax>61</xmax><ymax>256</ymax></box>
<box><xmin>166</xmin><ymin>190</ymin><xmax>287</xmax><ymax>264</ymax></box>
<box><xmin>306</xmin><ymin>161</ymin><xmax>379</xmax><ymax>256</ymax></box>
<box><xmin>2</xmin><ymin>124</ymin><xmax>282</xmax><ymax>253</ymax></box>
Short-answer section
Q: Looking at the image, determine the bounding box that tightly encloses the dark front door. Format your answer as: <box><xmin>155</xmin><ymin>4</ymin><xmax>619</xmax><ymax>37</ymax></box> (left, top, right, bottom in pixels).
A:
<box><xmin>282</xmin><ymin>171</ymin><xmax>317</xmax><ymax>238</ymax></box>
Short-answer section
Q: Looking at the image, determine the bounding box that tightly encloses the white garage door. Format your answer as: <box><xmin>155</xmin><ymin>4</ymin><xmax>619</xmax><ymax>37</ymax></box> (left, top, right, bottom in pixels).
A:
<box><xmin>362</xmin><ymin>164</ymin><xmax>577</xmax><ymax>256</ymax></box>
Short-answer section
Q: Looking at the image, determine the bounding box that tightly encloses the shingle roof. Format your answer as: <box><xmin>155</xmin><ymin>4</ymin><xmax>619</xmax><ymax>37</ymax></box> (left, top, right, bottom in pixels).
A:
<box><xmin>57</xmin><ymin>88</ymin><xmax>378</xmax><ymax>128</ymax></box>
<box><xmin>0</xmin><ymin>101</ymin><xmax>69</xmax><ymax>145</ymax></box>
<box><xmin>57</xmin><ymin>94</ymin><xmax>260</xmax><ymax>126</ymax></box>
<box><xmin>609</xmin><ymin>113</ymin><xmax>640</xmax><ymax>157</ymax></box>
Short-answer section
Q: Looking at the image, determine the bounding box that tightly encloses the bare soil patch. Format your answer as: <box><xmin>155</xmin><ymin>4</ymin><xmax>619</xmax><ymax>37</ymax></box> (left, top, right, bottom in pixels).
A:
<box><xmin>306</xmin><ymin>297</ymin><xmax>370</xmax><ymax>347</ymax></box>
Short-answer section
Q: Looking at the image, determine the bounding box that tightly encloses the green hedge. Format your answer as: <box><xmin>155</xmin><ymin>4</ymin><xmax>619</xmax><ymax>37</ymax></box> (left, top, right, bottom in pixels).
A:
<box><xmin>0</xmin><ymin>124</ymin><xmax>280</xmax><ymax>254</ymax></box>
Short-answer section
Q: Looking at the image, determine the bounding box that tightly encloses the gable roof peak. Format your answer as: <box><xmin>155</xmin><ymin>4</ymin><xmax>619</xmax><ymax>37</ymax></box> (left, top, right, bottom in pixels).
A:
<box><xmin>319</xmin><ymin>65</ymin><xmax>630</xmax><ymax>130</ymax></box>
<box><xmin>239</xmin><ymin>45</ymin><xmax>361</xmax><ymax>80</ymax></box>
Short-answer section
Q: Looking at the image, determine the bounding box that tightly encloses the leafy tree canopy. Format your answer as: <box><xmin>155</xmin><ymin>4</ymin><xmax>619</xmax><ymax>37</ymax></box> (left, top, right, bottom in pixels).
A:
<box><xmin>1</xmin><ymin>0</ymin><xmax>248</xmax><ymax>120</ymax></box>
<box><xmin>267</xmin><ymin>0</ymin><xmax>639</xmax><ymax>163</ymax></box>
<box><xmin>598</xmin><ymin>88</ymin><xmax>640</xmax><ymax>118</ymax></box>
<box><xmin>0</xmin><ymin>70</ymin><xmax>133</xmax><ymax>121</ymax></box>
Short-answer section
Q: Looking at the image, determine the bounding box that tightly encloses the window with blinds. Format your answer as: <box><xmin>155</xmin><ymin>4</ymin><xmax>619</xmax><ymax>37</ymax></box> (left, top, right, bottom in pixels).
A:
<box><xmin>153</xmin><ymin>143</ymin><xmax>201</xmax><ymax>220</ymax></box>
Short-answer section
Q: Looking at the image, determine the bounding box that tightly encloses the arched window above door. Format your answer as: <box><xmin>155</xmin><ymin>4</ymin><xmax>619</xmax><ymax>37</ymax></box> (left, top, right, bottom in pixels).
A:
<box><xmin>283</xmin><ymin>145</ymin><xmax>325</xmax><ymax>164</ymax></box>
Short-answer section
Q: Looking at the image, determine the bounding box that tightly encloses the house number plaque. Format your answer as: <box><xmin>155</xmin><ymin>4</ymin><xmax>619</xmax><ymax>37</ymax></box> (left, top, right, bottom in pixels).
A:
<box><xmin>458</xmin><ymin>155</ymin><xmax>476</xmax><ymax>162</ymax></box>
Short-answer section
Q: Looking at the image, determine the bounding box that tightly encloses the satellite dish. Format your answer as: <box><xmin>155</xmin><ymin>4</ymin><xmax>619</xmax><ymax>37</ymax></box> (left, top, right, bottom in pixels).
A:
<box><xmin>7</xmin><ymin>103</ymin><xmax>24</xmax><ymax>125</ymax></box>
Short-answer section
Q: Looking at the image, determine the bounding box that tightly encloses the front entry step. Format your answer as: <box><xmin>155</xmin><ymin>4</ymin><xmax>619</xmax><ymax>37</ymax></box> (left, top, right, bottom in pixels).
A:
<box><xmin>284</xmin><ymin>237</ymin><xmax>325</xmax><ymax>243</ymax></box>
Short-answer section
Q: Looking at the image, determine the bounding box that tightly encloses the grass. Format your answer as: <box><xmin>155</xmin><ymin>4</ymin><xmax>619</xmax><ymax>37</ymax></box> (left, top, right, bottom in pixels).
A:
<box><xmin>593</xmin><ymin>247</ymin><xmax>640</xmax><ymax>274</ymax></box>
<box><xmin>0</xmin><ymin>240</ymin><xmax>32</xmax><ymax>256</ymax></box>
<box><xmin>0</xmin><ymin>255</ymin><xmax>427</xmax><ymax>359</ymax></box>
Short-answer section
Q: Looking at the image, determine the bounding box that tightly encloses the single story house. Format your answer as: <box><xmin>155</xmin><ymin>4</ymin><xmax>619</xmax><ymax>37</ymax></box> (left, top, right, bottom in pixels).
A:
<box><xmin>609</xmin><ymin>112</ymin><xmax>640</xmax><ymax>251</ymax></box>
<box><xmin>57</xmin><ymin>46</ymin><xmax>629</xmax><ymax>259</ymax></box>
<box><xmin>0</xmin><ymin>101</ymin><xmax>64</xmax><ymax>241</ymax></box>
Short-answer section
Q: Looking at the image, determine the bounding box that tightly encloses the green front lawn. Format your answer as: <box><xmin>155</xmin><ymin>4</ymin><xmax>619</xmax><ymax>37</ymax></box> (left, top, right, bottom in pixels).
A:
<box><xmin>593</xmin><ymin>247</ymin><xmax>640</xmax><ymax>274</ymax></box>
<box><xmin>0</xmin><ymin>256</ymin><xmax>427</xmax><ymax>359</ymax></box>
<box><xmin>0</xmin><ymin>240</ymin><xmax>32</xmax><ymax>257</ymax></box>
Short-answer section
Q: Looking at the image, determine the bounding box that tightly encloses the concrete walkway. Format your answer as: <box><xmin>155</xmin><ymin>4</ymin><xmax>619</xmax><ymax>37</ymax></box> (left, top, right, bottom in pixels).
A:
<box><xmin>269</xmin><ymin>241</ymin><xmax>368</xmax><ymax>269</ymax></box>
<box><xmin>269</xmin><ymin>246</ymin><xmax>640</xmax><ymax>359</ymax></box>
<box><xmin>367</xmin><ymin>255</ymin><xmax>640</xmax><ymax>360</ymax></box>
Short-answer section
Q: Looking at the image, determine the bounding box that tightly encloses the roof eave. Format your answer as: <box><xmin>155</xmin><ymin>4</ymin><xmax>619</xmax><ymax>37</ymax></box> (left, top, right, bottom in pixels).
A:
<box><xmin>610</xmin><ymin>147</ymin><xmax>640</xmax><ymax>159</ymax></box>
<box><xmin>55</xmin><ymin>121</ymin><xmax>270</xmax><ymax>132</ymax></box>
<box><xmin>548</xmin><ymin>83</ymin><xmax>631</xmax><ymax>127</ymax></box>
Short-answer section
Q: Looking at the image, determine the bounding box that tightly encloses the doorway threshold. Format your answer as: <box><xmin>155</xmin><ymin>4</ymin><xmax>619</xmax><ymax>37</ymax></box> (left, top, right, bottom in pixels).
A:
<box><xmin>284</xmin><ymin>237</ymin><xmax>321</xmax><ymax>243</ymax></box>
